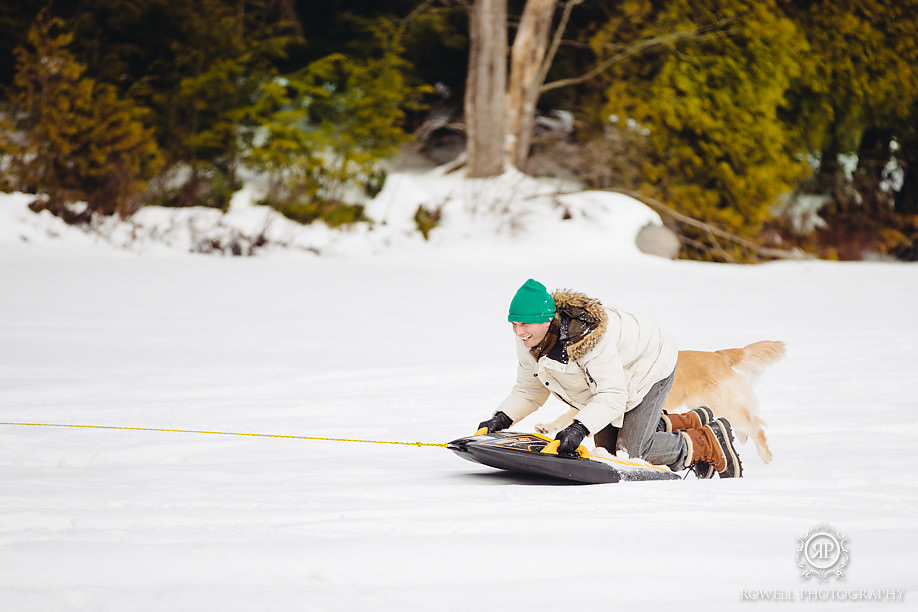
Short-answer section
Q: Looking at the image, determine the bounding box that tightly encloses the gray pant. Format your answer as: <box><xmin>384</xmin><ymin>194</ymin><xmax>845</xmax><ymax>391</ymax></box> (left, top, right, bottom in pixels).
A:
<box><xmin>592</xmin><ymin>370</ymin><xmax>687</xmax><ymax>471</ymax></box>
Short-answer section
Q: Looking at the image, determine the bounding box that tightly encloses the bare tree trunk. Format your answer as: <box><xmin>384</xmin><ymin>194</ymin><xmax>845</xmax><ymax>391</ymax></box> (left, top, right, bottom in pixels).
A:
<box><xmin>506</xmin><ymin>0</ymin><xmax>556</xmax><ymax>170</ymax></box>
<box><xmin>465</xmin><ymin>0</ymin><xmax>507</xmax><ymax>178</ymax></box>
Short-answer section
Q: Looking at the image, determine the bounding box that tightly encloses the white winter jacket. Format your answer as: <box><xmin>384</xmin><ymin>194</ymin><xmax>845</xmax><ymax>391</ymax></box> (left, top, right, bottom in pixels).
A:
<box><xmin>496</xmin><ymin>290</ymin><xmax>678</xmax><ymax>434</ymax></box>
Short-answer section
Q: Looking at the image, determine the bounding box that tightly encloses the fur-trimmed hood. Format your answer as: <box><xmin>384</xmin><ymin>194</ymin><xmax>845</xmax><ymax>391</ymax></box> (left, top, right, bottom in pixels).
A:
<box><xmin>551</xmin><ymin>289</ymin><xmax>608</xmax><ymax>361</ymax></box>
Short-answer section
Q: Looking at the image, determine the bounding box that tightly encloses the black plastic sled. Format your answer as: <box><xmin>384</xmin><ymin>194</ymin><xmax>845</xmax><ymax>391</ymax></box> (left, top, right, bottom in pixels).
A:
<box><xmin>447</xmin><ymin>431</ymin><xmax>680</xmax><ymax>484</ymax></box>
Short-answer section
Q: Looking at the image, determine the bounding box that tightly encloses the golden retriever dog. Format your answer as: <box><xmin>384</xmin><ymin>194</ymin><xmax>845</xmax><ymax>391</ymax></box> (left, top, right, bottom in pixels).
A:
<box><xmin>535</xmin><ymin>340</ymin><xmax>786</xmax><ymax>463</ymax></box>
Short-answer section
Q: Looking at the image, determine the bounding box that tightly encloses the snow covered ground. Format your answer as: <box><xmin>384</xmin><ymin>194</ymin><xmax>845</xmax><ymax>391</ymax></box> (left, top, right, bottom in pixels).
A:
<box><xmin>1</xmin><ymin>170</ymin><xmax>916</xmax><ymax>611</ymax></box>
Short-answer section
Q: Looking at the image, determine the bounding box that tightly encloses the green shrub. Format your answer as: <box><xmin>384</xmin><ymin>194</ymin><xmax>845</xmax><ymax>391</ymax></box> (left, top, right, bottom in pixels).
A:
<box><xmin>238</xmin><ymin>42</ymin><xmax>429</xmax><ymax>225</ymax></box>
<box><xmin>3</xmin><ymin>9</ymin><xmax>163</xmax><ymax>221</ymax></box>
<box><xmin>413</xmin><ymin>204</ymin><xmax>442</xmax><ymax>240</ymax></box>
<box><xmin>259</xmin><ymin>191</ymin><xmax>368</xmax><ymax>228</ymax></box>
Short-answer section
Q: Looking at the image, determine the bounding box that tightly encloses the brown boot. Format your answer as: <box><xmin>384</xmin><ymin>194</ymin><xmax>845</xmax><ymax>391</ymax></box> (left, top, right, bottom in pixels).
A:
<box><xmin>660</xmin><ymin>407</ymin><xmax>714</xmax><ymax>432</ymax></box>
<box><xmin>660</xmin><ymin>407</ymin><xmax>717</xmax><ymax>478</ymax></box>
<box><xmin>681</xmin><ymin>418</ymin><xmax>743</xmax><ymax>478</ymax></box>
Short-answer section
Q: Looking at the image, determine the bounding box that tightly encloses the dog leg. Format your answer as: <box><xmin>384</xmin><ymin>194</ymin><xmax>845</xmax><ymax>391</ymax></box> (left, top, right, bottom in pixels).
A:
<box><xmin>750</xmin><ymin>416</ymin><xmax>772</xmax><ymax>463</ymax></box>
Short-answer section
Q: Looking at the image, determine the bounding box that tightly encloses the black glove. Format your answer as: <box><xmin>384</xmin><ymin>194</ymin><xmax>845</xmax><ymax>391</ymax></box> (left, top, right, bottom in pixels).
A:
<box><xmin>477</xmin><ymin>411</ymin><xmax>512</xmax><ymax>434</ymax></box>
<box><xmin>556</xmin><ymin>420</ymin><xmax>590</xmax><ymax>455</ymax></box>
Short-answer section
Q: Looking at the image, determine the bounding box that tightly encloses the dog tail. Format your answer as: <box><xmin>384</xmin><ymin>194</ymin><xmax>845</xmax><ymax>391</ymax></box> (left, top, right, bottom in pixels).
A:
<box><xmin>716</xmin><ymin>340</ymin><xmax>786</xmax><ymax>379</ymax></box>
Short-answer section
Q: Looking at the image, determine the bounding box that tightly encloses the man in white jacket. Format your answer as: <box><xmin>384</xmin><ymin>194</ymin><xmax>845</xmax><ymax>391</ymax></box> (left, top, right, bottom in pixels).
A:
<box><xmin>477</xmin><ymin>279</ymin><xmax>742</xmax><ymax>478</ymax></box>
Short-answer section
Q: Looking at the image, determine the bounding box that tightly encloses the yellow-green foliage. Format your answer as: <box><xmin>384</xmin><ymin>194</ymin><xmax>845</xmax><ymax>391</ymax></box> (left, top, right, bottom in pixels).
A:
<box><xmin>239</xmin><ymin>45</ymin><xmax>428</xmax><ymax>225</ymax></box>
<box><xmin>4</xmin><ymin>10</ymin><xmax>162</xmax><ymax>219</ymax></box>
<box><xmin>413</xmin><ymin>204</ymin><xmax>442</xmax><ymax>240</ymax></box>
<box><xmin>158</xmin><ymin>0</ymin><xmax>296</xmax><ymax>166</ymax></box>
<box><xmin>781</xmin><ymin>0</ymin><xmax>918</xmax><ymax>153</ymax></box>
<box><xmin>600</xmin><ymin>0</ymin><xmax>811</xmax><ymax>241</ymax></box>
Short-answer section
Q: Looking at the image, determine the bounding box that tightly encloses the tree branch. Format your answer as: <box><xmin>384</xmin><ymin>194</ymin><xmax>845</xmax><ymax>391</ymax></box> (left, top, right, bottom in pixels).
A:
<box><xmin>536</xmin><ymin>0</ymin><xmax>583</xmax><ymax>89</ymax></box>
<box><xmin>397</xmin><ymin>0</ymin><xmax>438</xmax><ymax>41</ymax></box>
<box><xmin>540</xmin><ymin>17</ymin><xmax>737</xmax><ymax>94</ymax></box>
<box><xmin>616</xmin><ymin>189</ymin><xmax>811</xmax><ymax>261</ymax></box>
<box><xmin>529</xmin><ymin>187</ymin><xmax>811</xmax><ymax>261</ymax></box>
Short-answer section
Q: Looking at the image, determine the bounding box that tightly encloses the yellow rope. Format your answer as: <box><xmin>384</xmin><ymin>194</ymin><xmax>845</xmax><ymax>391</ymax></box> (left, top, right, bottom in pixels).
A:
<box><xmin>0</xmin><ymin>422</ymin><xmax>448</xmax><ymax>448</ymax></box>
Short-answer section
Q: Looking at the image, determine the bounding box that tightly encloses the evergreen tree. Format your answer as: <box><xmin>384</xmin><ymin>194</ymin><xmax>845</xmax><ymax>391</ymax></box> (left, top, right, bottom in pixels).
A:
<box><xmin>238</xmin><ymin>17</ymin><xmax>430</xmax><ymax>225</ymax></box>
<box><xmin>776</xmin><ymin>0</ymin><xmax>918</xmax><ymax>258</ymax></box>
<box><xmin>143</xmin><ymin>0</ymin><xmax>299</xmax><ymax>208</ymax></box>
<box><xmin>591</xmin><ymin>0</ymin><xmax>812</xmax><ymax>259</ymax></box>
<box><xmin>3</xmin><ymin>9</ymin><xmax>163</xmax><ymax>221</ymax></box>
<box><xmin>50</xmin><ymin>0</ymin><xmax>301</xmax><ymax>210</ymax></box>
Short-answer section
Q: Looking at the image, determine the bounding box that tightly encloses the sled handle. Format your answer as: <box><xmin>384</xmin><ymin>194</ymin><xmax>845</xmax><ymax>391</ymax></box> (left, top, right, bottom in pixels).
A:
<box><xmin>540</xmin><ymin>439</ymin><xmax>589</xmax><ymax>458</ymax></box>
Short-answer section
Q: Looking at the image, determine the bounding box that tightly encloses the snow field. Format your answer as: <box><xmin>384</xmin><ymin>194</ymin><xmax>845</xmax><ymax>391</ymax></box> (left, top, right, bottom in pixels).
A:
<box><xmin>1</xmin><ymin>171</ymin><xmax>917</xmax><ymax>611</ymax></box>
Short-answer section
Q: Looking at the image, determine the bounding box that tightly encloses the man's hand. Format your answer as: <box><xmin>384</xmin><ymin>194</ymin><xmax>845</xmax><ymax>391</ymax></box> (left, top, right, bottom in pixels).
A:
<box><xmin>556</xmin><ymin>420</ymin><xmax>589</xmax><ymax>455</ymax></box>
<box><xmin>476</xmin><ymin>411</ymin><xmax>512</xmax><ymax>435</ymax></box>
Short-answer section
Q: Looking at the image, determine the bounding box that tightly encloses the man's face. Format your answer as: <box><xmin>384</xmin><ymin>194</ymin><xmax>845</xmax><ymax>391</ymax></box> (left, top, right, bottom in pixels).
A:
<box><xmin>511</xmin><ymin>321</ymin><xmax>551</xmax><ymax>348</ymax></box>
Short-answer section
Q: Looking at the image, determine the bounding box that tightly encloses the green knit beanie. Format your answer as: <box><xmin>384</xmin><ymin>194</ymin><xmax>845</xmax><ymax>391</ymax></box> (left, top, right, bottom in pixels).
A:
<box><xmin>508</xmin><ymin>279</ymin><xmax>556</xmax><ymax>323</ymax></box>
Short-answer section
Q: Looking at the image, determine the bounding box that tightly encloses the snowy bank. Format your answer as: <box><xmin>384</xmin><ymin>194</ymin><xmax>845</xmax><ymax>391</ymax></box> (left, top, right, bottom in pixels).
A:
<box><xmin>0</xmin><ymin>167</ymin><xmax>663</xmax><ymax>260</ymax></box>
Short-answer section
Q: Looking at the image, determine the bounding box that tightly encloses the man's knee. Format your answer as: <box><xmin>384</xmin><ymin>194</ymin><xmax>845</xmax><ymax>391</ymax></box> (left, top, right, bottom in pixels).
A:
<box><xmin>615</xmin><ymin>434</ymin><xmax>652</xmax><ymax>460</ymax></box>
<box><xmin>593</xmin><ymin>424</ymin><xmax>618</xmax><ymax>453</ymax></box>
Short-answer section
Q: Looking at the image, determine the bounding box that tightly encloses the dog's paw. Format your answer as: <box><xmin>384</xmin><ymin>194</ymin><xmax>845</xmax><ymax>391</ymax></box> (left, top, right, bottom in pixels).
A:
<box><xmin>535</xmin><ymin>423</ymin><xmax>551</xmax><ymax>435</ymax></box>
